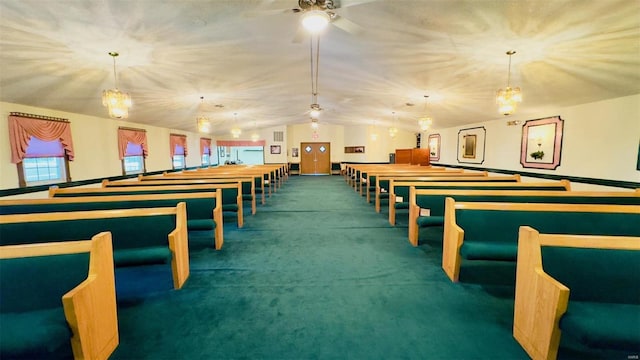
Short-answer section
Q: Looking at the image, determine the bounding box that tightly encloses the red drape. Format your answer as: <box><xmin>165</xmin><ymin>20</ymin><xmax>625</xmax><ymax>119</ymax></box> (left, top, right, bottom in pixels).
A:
<box><xmin>8</xmin><ymin>115</ymin><xmax>75</xmax><ymax>164</ymax></box>
<box><xmin>217</xmin><ymin>140</ymin><xmax>266</xmax><ymax>147</ymax></box>
<box><xmin>118</xmin><ymin>128</ymin><xmax>148</xmax><ymax>160</ymax></box>
<box><xmin>200</xmin><ymin>138</ymin><xmax>212</xmax><ymax>155</ymax></box>
<box><xmin>169</xmin><ymin>134</ymin><xmax>188</xmax><ymax>157</ymax></box>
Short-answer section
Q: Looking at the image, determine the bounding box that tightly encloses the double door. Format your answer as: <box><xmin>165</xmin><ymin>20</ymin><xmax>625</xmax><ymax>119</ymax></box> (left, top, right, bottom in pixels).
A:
<box><xmin>300</xmin><ymin>142</ymin><xmax>330</xmax><ymax>175</ymax></box>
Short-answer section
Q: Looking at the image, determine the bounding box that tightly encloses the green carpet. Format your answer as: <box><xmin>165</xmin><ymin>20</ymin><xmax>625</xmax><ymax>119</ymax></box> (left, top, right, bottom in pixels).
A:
<box><xmin>109</xmin><ymin>176</ymin><xmax>611</xmax><ymax>359</ymax></box>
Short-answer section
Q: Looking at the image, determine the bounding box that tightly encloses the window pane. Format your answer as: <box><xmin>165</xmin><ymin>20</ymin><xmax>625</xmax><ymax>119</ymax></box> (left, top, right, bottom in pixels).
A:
<box><xmin>123</xmin><ymin>156</ymin><xmax>144</xmax><ymax>174</ymax></box>
<box><xmin>202</xmin><ymin>154</ymin><xmax>210</xmax><ymax>166</ymax></box>
<box><xmin>22</xmin><ymin>156</ymin><xmax>66</xmax><ymax>186</ymax></box>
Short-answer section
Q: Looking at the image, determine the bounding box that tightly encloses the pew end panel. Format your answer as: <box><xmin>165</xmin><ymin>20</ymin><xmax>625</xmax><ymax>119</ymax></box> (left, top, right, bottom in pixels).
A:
<box><xmin>442</xmin><ymin>197</ymin><xmax>464</xmax><ymax>281</ymax></box>
<box><xmin>513</xmin><ymin>227</ymin><xmax>640</xmax><ymax>360</ymax></box>
<box><xmin>168</xmin><ymin>202</ymin><xmax>190</xmax><ymax>289</ymax></box>
<box><xmin>0</xmin><ymin>233</ymin><xmax>118</xmax><ymax>360</ymax></box>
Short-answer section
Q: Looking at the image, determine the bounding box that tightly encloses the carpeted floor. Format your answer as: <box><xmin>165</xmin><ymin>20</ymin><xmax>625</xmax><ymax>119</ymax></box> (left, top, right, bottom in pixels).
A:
<box><xmin>109</xmin><ymin>175</ymin><xmax>610</xmax><ymax>359</ymax></box>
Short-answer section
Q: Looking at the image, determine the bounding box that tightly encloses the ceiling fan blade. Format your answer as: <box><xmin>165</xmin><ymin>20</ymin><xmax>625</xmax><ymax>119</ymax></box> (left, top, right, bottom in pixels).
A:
<box><xmin>332</xmin><ymin>0</ymin><xmax>378</xmax><ymax>8</ymax></box>
<box><xmin>331</xmin><ymin>14</ymin><xmax>363</xmax><ymax>35</ymax></box>
<box><xmin>292</xmin><ymin>25</ymin><xmax>308</xmax><ymax>43</ymax></box>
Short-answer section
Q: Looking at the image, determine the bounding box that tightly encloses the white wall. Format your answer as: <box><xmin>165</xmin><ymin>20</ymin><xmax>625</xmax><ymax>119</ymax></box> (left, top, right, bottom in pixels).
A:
<box><xmin>286</xmin><ymin>122</ymin><xmax>416</xmax><ymax>164</ymax></box>
<box><xmin>430</xmin><ymin>94</ymin><xmax>640</xmax><ymax>184</ymax></box>
<box><xmin>0</xmin><ymin>101</ymin><xmax>213</xmax><ymax>190</ymax></box>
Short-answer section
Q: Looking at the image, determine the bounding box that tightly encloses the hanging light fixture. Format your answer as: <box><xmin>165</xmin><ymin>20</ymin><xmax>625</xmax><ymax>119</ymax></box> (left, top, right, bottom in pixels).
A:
<box><xmin>230</xmin><ymin>112</ymin><xmax>242</xmax><ymax>138</ymax></box>
<box><xmin>496</xmin><ymin>50</ymin><xmax>522</xmax><ymax>116</ymax></box>
<box><xmin>301</xmin><ymin>9</ymin><xmax>330</xmax><ymax>34</ymax></box>
<box><xmin>196</xmin><ymin>96</ymin><xmax>211</xmax><ymax>133</ymax></box>
<box><xmin>417</xmin><ymin>95</ymin><xmax>433</xmax><ymax>131</ymax></box>
<box><xmin>310</xmin><ymin>118</ymin><xmax>319</xmax><ymax>129</ymax></box>
<box><xmin>102</xmin><ymin>52</ymin><xmax>132</xmax><ymax>119</ymax></box>
<box><xmin>307</xmin><ymin>29</ymin><xmax>323</xmax><ymax>124</ymax></box>
<box><xmin>389</xmin><ymin>111</ymin><xmax>398</xmax><ymax>138</ymax></box>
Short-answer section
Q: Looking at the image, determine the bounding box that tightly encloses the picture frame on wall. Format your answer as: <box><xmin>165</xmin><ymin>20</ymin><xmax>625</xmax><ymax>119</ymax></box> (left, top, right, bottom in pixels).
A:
<box><xmin>427</xmin><ymin>134</ymin><xmax>441</xmax><ymax>162</ymax></box>
<box><xmin>292</xmin><ymin>147</ymin><xmax>299</xmax><ymax>157</ymax></box>
<box><xmin>520</xmin><ymin>116</ymin><xmax>564</xmax><ymax>170</ymax></box>
<box><xmin>270</xmin><ymin>145</ymin><xmax>281</xmax><ymax>154</ymax></box>
<box><xmin>457</xmin><ymin>126</ymin><xmax>486</xmax><ymax>164</ymax></box>
<box><xmin>463</xmin><ymin>135</ymin><xmax>477</xmax><ymax>158</ymax></box>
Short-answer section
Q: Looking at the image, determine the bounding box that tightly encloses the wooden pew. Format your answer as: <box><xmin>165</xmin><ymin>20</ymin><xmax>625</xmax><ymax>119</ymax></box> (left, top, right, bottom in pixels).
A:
<box><xmin>50</xmin><ymin>182</ymin><xmax>244</xmax><ymax>228</ymax></box>
<box><xmin>163</xmin><ymin>168</ymin><xmax>271</xmax><ymax>200</ymax></box>
<box><xmin>0</xmin><ymin>191</ymin><xmax>224</xmax><ymax>250</ymax></box>
<box><xmin>0</xmin><ymin>233</ymin><xmax>118</xmax><ymax>360</ymax></box>
<box><xmin>402</xmin><ymin>180</ymin><xmax>572</xmax><ymax>239</ymax></box>
<box><xmin>358</xmin><ymin>167</ymin><xmax>459</xmax><ymax>195</ymax></box>
<box><xmin>442</xmin><ymin>198</ymin><xmax>640</xmax><ymax>282</ymax></box>
<box><xmin>367</xmin><ymin>172</ymin><xmax>502</xmax><ymax>213</ymax></box>
<box><xmin>513</xmin><ymin>227</ymin><xmax>640</xmax><ymax>360</ymax></box>
<box><xmin>0</xmin><ymin>204</ymin><xmax>189</xmax><ymax>289</ymax></box>
<box><xmin>378</xmin><ymin>174</ymin><xmax>519</xmax><ymax>214</ymax></box>
<box><xmin>113</xmin><ymin>177</ymin><xmax>257</xmax><ymax>215</ymax></box>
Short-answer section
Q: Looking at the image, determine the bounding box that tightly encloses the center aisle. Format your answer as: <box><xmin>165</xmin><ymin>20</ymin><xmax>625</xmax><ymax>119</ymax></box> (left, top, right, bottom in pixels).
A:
<box><xmin>112</xmin><ymin>175</ymin><xmax>527</xmax><ymax>359</ymax></box>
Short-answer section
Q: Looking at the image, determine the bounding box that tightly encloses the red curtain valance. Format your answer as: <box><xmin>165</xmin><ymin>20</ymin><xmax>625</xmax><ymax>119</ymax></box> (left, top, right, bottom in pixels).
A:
<box><xmin>200</xmin><ymin>138</ymin><xmax>212</xmax><ymax>155</ymax></box>
<box><xmin>170</xmin><ymin>134</ymin><xmax>188</xmax><ymax>157</ymax></box>
<box><xmin>217</xmin><ymin>140</ymin><xmax>266</xmax><ymax>147</ymax></box>
<box><xmin>118</xmin><ymin>128</ymin><xmax>148</xmax><ymax>160</ymax></box>
<box><xmin>8</xmin><ymin>114</ymin><xmax>75</xmax><ymax>164</ymax></box>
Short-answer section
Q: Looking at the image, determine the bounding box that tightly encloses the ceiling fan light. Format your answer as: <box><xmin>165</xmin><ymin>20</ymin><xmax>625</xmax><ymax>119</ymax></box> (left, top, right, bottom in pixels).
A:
<box><xmin>302</xmin><ymin>10</ymin><xmax>330</xmax><ymax>33</ymax></box>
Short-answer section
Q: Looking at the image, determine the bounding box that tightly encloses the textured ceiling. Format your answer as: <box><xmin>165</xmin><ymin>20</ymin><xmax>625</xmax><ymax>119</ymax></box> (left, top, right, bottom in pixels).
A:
<box><xmin>1</xmin><ymin>0</ymin><xmax>639</xmax><ymax>136</ymax></box>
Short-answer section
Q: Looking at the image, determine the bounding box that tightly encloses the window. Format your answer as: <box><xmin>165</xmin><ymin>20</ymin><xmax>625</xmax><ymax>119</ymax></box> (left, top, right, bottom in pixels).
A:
<box><xmin>170</xmin><ymin>134</ymin><xmax>188</xmax><ymax>170</ymax></box>
<box><xmin>200</xmin><ymin>138</ymin><xmax>212</xmax><ymax>166</ymax></box>
<box><xmin>118</xmin><ymin>127</ymin><xmax>148</xmax><ymax>176</ymax></box>
<box><xmin>18</xmin><ymin>137</ymin><xmax>70</xmax><ymax>187</ymax></box>
<box><xmin>173</xmin><ymin>145</ymin><xmax>186</xmax><ymax>169</ymax></box>
<box><xmin>8</xmin><ymin>113</ymin><xmax>75</xmax><ymax>188</ymax></box>
<box><xmin>123</xmin><ymin>142</ymin><xmax>146</xmax><ymax>175</ymax></box>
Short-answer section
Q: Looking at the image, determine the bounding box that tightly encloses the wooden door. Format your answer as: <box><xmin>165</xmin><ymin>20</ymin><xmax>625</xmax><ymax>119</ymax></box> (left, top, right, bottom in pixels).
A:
<box><xmin>300</xmin><ymin>142</ymin><xmax>331</xmax><ymax>175</ymax></box>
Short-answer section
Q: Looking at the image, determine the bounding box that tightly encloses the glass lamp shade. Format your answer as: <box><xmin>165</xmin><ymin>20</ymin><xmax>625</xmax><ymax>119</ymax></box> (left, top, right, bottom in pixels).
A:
<box><xmin>251</xmin><ymin>133</ymin><xmax>259</xmax><ymax>142</ymax></box>
<box><xmin>102</xmin><ymin>88</ymin><xmax>132</xmax><ymax>119</ymax></box>
<box><xmin>388</xmin><ymin>127</ymin><xmax>398</xmax><ymax>138</ymax></box>
<box><xmin>302</xmin><ymin>10</ymin><xmax>330</xmax><ymax>33</ymax></box>
<box><xmin>311</xmin><ymin>119</ymin><xmax>319</xmax><ymax>129</ymax></box>
<box><xmin>418</xmin><ymin>117</ymin><xmax>433</xmax><ymax>131</ymax></box>
<box><xmin>231</xmin><ymin>127</ymin><xmax>242</xmax><ymax>138</ymax></box>
<box><xmin>496</xmin><ymin>86</ymin><xmax>522</xmax><ymax>115</ymax></box>
<box><xmin>197</xmin><ymin>117</ymin><xmax>211</xmax><ymax>133</ymax></box>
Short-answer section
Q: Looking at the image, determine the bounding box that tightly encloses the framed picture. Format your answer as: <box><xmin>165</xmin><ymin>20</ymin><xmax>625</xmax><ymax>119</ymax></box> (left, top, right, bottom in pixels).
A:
<box><xmin>457</xmin><ymin>126</ymin><xmax>486</xmax><ymax>164</ymax></box>
<box><xmin>520</xmin><ymin>116</ymin><xmax>564</xmax><ymax>170</ymax></box>
<box><xmin>463</xmin><ymin>135</ymin><xmax>476</xmax><ymax>158</ymax></box>
<box><xmin>355</xmin><ymin>146</ymin><xmax>365</xmax><ymax>153</ymax></box>
<box><xmin>218</xmin><ymin>146</ymin><xmax>225</xmax><ymax>159</ymax></box>
<box><xmin>270</xmin><ymin>145</ymin><xmax>281</xmax><ymax>154</ymax></box>
<box><xmin>292</xmin><ymin>147</ymin><xmax>299</xmax><ymax>158</ymax></box>
<box><xmin>427</xmin><ymin>134</ymin><xmax>440</xmax><ymax>162</ymax></box>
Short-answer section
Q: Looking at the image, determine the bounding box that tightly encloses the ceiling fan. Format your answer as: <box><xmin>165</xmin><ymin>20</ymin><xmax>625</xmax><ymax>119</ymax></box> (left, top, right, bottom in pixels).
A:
<box><xmin>290</xmin><ymin>0</ymin><xmax>371</xmax><ymax>42</ymax></box>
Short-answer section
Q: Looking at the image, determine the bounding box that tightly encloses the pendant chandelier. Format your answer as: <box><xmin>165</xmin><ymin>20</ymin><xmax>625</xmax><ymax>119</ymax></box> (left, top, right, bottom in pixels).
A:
<box><xmin>417</xmin><ymin>95</ymin><xmax>433</xmax><ymax>131</ymax></box>
<box><xmin>496</xmin><ymin>50</ymin><xmax>522</xmax><ymax>116</ymax></box>
<box><xmin>308</xmin><ymin>31</ymin><xmax>323</xmax><ymax>122</ymax></box>
<box><xmin>102</xmin><ymin>52</ymin><xmax>132</xmax><ymax>119</ymax></box>
<box><xmin>196</xmin><ymin>96</ymin><xmax>211</xmax><ymax>133</ymax></box>
<box><xmin>388</xmin><ymin>111</ymin><xmax>398</xmax><ymax>138</ymax></box>
<box><xmin>230</xmin><ymin>112</ymin><xmax>241</xmax><ymax>138</ymax></box>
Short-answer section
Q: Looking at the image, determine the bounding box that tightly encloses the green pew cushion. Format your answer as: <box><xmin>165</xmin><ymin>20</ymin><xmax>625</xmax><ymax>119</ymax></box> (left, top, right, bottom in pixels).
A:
<box><xmin>114</xmin><ymin>247</ymin><xmax>172</xmax><ymax>267</ymax></box>
<box><xmin>223</xmin><ymin>204</ymin><xmax>239</xmax><ymax>212</ymax></box>
<box><xmin>187</xmin><ymin>219</ymin><xmax>216</xmax><ymax>231</ymax></box>
<box><xmin>416</xmin><ymin>215</ymin><xmax>445</xmax><ymax>227</ymax></box>
<box><xmin>560</xmin><ymin>301</ymin><xmax>640</xmax><ymax>350</ymax></box>
<box><xmin>0</xmin><ymin>308</ymin><xmax>73</xmax><ymax>358</ymax></box>
<box><xmin>379</xmin><ymin>193</ymin><xmax>389</xmax><ymax>199</ymax></box>
<box><xmin>242</xmin><ymin>194</ymin><xmax>253</xmax><ymax>201</ymax></box>
<box><xmin>394</xmin><ymin>202</ymin><xmax>409</xmax><ymax>210</ymax></box>
<box><xmin>460</xmin><ymin>242</ymin><xmax>517</xmax><ymax>261</ymax></box>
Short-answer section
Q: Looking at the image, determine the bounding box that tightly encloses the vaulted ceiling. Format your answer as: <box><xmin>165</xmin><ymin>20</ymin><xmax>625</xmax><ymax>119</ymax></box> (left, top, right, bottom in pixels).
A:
<box><xmin>1</xmin><ymin>0</ymin><xmax>639</xmax><ymax>136</ymax></box>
